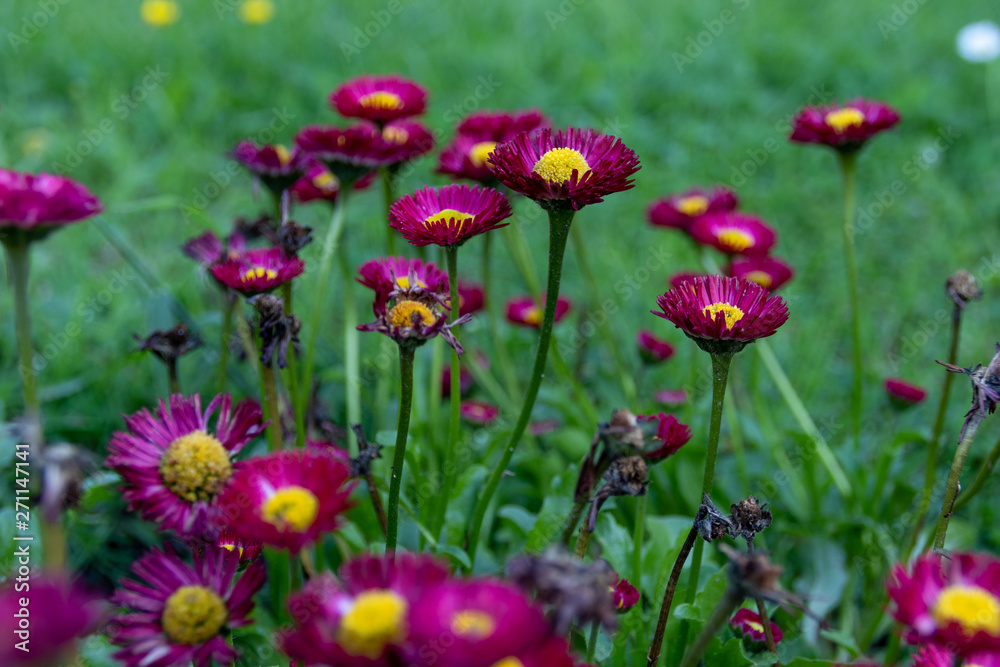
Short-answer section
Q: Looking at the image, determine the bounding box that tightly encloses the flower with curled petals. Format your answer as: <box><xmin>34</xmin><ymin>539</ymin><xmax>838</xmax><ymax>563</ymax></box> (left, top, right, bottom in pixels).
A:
<box><xmin>356</xmin><ymin>255</ymin><xmax>450</xmax><ymax>305</ymax></box>
<box><xmin>210</xmin><ymin>247</ymin><xmax>304</xmax><ymax>296</ymax></box>
<box><xmin>329</xmin><ymin>74</ymin><xmax>427</xmax><ymax>126</ymax></box>
<box><xmin>789</xmin><ymin>98</ymin><xmax>900</xmax><ymax>152</ymax></box>
<box><xmin>388</xmin><ymin>184</ymin><xmax>512</xmax><ymax>248</ymax></box>
<box><xmin>488</xmin><ymin>127</ymin><xmax>640</xmax><ymax>210</ymax></box>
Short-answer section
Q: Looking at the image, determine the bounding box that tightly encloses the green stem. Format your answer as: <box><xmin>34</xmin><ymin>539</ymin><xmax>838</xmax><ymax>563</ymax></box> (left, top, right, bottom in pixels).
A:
<box><xmin>586</xmin><ymin>622</ymin><xmax>600</xmax><ymax>664</ymax></box>
<box><xmin>5</xmin><ymin>240</ymin><xmax>40</xmax><ymax>423</ymax></box>
<box><xmin>466</xmin><ymin>207</ymin><xmax>575</xmax><ymax>569</ymax></box>
<box><xmin>386</xmin><ymin>345</ymin><xmax>416</xmax><ymax>552</ymax></box>
<box><xmin>838</xmin><ymin>151</ymin><xmax>862</xmax><ymax>452</ymax></box>
<box><xmin>281</xmin><ymin>283</ymin><xmax>305</xmax><ymax>448</ymax></box>
<box><xmin>679</xmin><ymin>588</ymin><xmax>744</xmax><ymax>667</ymax></box>
<box><xmin>431</xmin><ymin>246</ymin><xmax>462</xmax><ymax>539</ymax></box>
<box><xmin>300</xmin><ymin>191</ymin><xmax>350</xmax><ymax>436</ymax></box>
<box><xmin>366</xmin><ymin>471</ymin><xmax>388</xmax><ymax>536</ymax></box>
<box><xmin>289</xmin><ymin>554</ymin><xmax>302</xmax><ymax>593</ymax></box>
<box><xmin>904</xmin><ymin>307</ymin><xmax>961</xmax><ymax>558</ymax></box>
<box><xmin>167</xmin><ymin>360</ymin><xmax>180</xmax><ymax>395</ymax></box>
<box><xmin>382</xmin><ymin>169</ymin><xmax>396</xmax><ymax>255</ymax></box>
<box><xmin>934</xmin><ymin>412</ymin><xmax>986</xmax><ymax>549</ymax></box>
<box><xmin>633</xmin><ymin>494</ymin><xmax>646</xmax><ymax>587</ymax></box>
<box><xmin>339</xmin><ymin>241</ymin><xmax>361</xmax><ymax>454</ymax></box>
<box><xmin>261</xmin><ymin>357</ymin><xmax>282</xmax><ymax>451</ymax></box>
<box><xmin>217</xmin><ymin>295</ymin><xmax>234</xmax><ymax>395</ymax></box>
<box><xmin>647</xmin><ymin>526</ymin><xmax>698</xmax><ymax>667</ymax></box>
<box><xmin>575</xmin><ymin>511</ymin><xmax>593</xmax><ymax>557</ymax></box>
<box><xmin>755</xmin><ymin>597</ymin><xmax>778</xmax><ymax>654</ymax></box>
<box><xmin>952</xmin><ymin>429</ymin><xmax>1000</xmax><ymax>513</ymax></box>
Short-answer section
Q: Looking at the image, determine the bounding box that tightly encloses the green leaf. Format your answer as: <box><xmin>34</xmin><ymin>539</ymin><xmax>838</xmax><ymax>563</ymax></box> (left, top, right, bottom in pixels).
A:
<box><xmin>595</xmin><ymin>512</ymin><xmax>632</xmax><ymax>575</ymax></box>
<box><xmin>672</xmin><ymin>570</ymin><xmax>727</xmax><ymax>622</ymax></box>
<box><xmin>819</xmin><ymin>628</ymin><xmax>860</xmax><ymax>658</ymax></box>
<box><xmin>526</xmin><ymin>494</ymin><xmax>573</xmax><ymax>551</ymax></box>
<box><xmin>704</xmin><ymin>636</ymin><xmax>752</xmax><ymax>666</ymax></box>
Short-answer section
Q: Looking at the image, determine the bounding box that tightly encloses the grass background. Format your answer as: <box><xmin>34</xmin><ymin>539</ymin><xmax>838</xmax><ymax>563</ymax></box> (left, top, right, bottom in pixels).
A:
<box><xmin>2</xmin><ymin>0</ymin><xmax>1000</xmax><ymax>663</ymax></box>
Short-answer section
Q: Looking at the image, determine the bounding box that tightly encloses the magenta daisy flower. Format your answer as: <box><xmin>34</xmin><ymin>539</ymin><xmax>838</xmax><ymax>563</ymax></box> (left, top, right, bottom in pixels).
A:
<box><xmin>388</xmin><ymin>184</ymin><xmax>512</xmax><ymax>248</ymax></box>
<box><xmin>655</xmin><ymin>388</ymin><xmax>688</xmax><ymax>406</ymax></box>
<box><xmin>291</xmin><ymin>161</ymin><xmax>377</xmax><ymax>206</ymax></box>
<box><xmin>456</xmin><ymin>281</ymin><xmax>485</xmax><ymax>316</ymax></box>
<box><xmin>359</xmin><ymin>291</ymin><xmax>469</xmax><ymax>354</ymax></box>
<box><xmin>0</xmin><ymin>169</ymin><xmax>103</xmax><ymax>243</ymax></box>
<box><xmin>278</xmin><ymin>552</ymin><xmax>450</xmax><ymax>666</ymax></box>
<box><xmin>790</xmin><ymin>98</ymin><xmax>901</xmax><ymax>152</ymax></box>
<box><xmin>688</xmin><ymin>212</ymin><xmax>776</xmax><ymax>256</ymax></box>
<box><xmin>329</xmin><ymin>74</ymin><xmax>427</xmax><ymax>126</ymax></box>
<box><xmin>884</xmin><ymin>377</ymin><xmax>928</xmax><ymax>408</ymax></box>
<box><xmin>295</xmin><ymin>123</ymin><xmax>395</xmax><ymax>183</ymax></box>
<box><xmin>888</xmin><ymin>551</ymin><xmax>1000</xmax><ymax>656</ymax></box>
<box><xmin>729</xmin><ymin>255</ymin><xmax>794</xmax><ymax>291</ymax></box>
<box><xmin>730</xmin><ymin>607</ymin><xmax>783</xmax><ymax>648</ymax></box>
<box><xmin>356</xmin><ymin>255</ymin><xmax>450</xmax><ymax>303</ymax></box>
<box><xmin>488</xmin><ymin>127</ymin><xmax>640</xmax><ymax>210</ymax></box>
<box><xmin>437</xmin><ymin>109</ymin><xmax>550</xmax><ymax>184</ymax></box>
<box><xmin>461</xmin><ymin>400</ymin><xmax>500</xmax><ymax>426</ymax></box>
<box><xmin>231</xmin><ymin>141</ymin><xmax>305</xmax><ymax>194</ymax></box>
<box><xmin>610</xmin><ymin>573</ymin><xmax>640</xmax><ymax>612</ymax></box>
<box><xmin>638</xmin><ymin>413</ymin><xmax>692</xmax><ymax>462</ymax></box>
<box><xmin>111</xmin><ymin>545</ymin><xmax>265</xmax><ymax>667</ymax></box>
<box><xmin>0</xmin><ymin>576</ymin><xmax>100</xmax><ymax>667</ymax></box>
<box><xmin>668</xmin><ymin>272</ymin><xmax>707</xmax><ymax>289</ymax></box>
<box><xmin>105</xmin><ymin>393</ymin><xmax>265</xmax><ymax>539</ymax></box>
<box><xmin>210</xmin><ymin>247</ymin><xmax>304</xmax><ymax>296</ymax></box>
<box><xmin>653</xmin><ymin>275</ymin><xmax>789</xmax><ymax>354</ymax></box>
<box><xmin>506</xmin><ymin>294</ymin><xmax>572</xmax><ymax>328</ymax></box>
<box><xmin>218</xmin><ymin>449</ymin><xmax>355</xmax><ymax>553</ymax></box>
<box><xmin>182</xmin><ymin>230</ymin><xmax>246</xmax><ymax>267</ymax></box>
<box><xmin>636</xmin><ymin>329</ymin><xmax>676</xmax><ymax>364</ymax></box>
<box><xmin>381</xmin><ymin>119</ymin><xmax>436</xmax><ymax>166</ymax></box>
<box><xmin>647</xmin><ymin>186</ymin><xmax>738</xmax><ymax>231</ymax></box>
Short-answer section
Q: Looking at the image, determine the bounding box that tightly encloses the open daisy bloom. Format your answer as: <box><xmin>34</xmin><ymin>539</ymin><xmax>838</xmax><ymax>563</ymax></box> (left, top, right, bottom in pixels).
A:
<box><xmin>888</xmin><ymin>552</ymin><xmax>1000</xmax><ymax>656</ymax></box>
<box><xmin>0</xmin><ymin>576</ymin><xmax>100</xmax><ymax>667</ymax></box>
<box><xmin>388</xmin><ymin>184</ymin><xmax>512</xmax><ymax>247</ymax></box>
<box><xmin>729</xmin><ymin>255</ymin><xmax>794</xmax><ymax>291</ymax></box>
<box><xmin>653</xmin><ymin>275</ymin><xmax>789</xmax><ymax>355</ymax></box>
<box><xmin>104</xmin><ymin>393</ymin><xmax>265</xmax><ymax>539</ymax></box>
<box><xmin>688</xmin><ymin>211</ymin><xmax>776</xmax><ymax>257</ymax></box>
<box><xmin>218</xmin><ymin>448</ymin><xmax>355</xmax><ymax>553</ymax></box>
<box><xmin>0</xmin><ymin>168</ymin><xmax>103</xmax><ymax>244</ymax></box>
<box><xmin>488</xmin><ymin>127</ymin><xmax>640</xmax><ymax>210</ymax></box>
<box><xmin>231</xmin><ymin>141</ymin><xmax>305</xmax><ymax>195</ymax></box>
<box><xmin>437</xmin><ymin>109</ymin><xmax>549</xmax><ymax>184</ymax></box>
<box><xmin>730</xmin><ymin>607</ymin><xmax>783</xmax><ymax>649</ymax></box>
<box><xmin>647</xmin><ymin>186</ymin><xmax>739</xmax><ymax>231</ymax></box>
<box><xmin>356</xmin><ymin>255</ymin><xmax>450</xmax><ymax>303</ymax></box>
<box><xmin>380</xmin><ymin>119</ymin><xmax>436</xmax><ymax>167</ymax></box>
<box><xmin>295</xmin><ymin>123</ymin><xmax>396</xmax><ymax>184</ymax></box>
<box><xmin>329</xmin><ymin>74</ymin><xmax>427</xmax><ymax>126</ymax></box>
<box><xmin>506</xmin><ymin>294</ymin><xmax>572</xmax><ymax>328</ymax></box>
<box><xmin>789</xmin><ymin>99</ymin><xmax>900</xmax><ymax>152</ymax></box>
<box><xmin>111</xmin><ymin>545</ymin><xmax>265</xmax><ymax>667</ymax></box>
<box><xmin>210</xmin><ymin>246</ymin><xmax>305</xmax><ymax>296</ymax></box>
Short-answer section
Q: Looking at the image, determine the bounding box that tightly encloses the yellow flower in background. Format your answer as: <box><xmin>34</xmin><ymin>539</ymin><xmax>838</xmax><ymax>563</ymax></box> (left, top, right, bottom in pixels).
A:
<box><xmin>141</xmin><ymin>0</ymin><xmax>180</xmax><ymax>27</ymax></box>
<box><xmin>240</xmin><ymin>0</ymin><xmax>275</xmax><ymax>24</ymax></box>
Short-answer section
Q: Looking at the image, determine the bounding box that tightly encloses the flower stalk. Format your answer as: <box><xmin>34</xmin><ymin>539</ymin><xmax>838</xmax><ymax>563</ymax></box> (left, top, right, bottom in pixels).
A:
<box><xmin>837</xmin><ymin>151</ymin><xmax>863</xmax><ymax>451</ymax></box>
<box><xmin>386</xmin><ymin>345</ymin><xmax>416</xmax><ymax>552</ymax></box>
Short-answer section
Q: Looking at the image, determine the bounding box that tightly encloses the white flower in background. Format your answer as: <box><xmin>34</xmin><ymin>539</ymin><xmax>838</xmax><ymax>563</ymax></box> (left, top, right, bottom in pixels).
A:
<box><xmin>956</xmin><ymin>21</ymin><xmax>1000</xmax><ymax>63</ymax></box>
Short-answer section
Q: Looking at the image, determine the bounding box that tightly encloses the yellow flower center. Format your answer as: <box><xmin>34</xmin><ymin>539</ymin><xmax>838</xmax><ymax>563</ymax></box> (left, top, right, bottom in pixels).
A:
<box><xmin>931</xmin><ymin>585</ymin><xmax>1000</xmax><ymax>637</ymax></box>
<box><xmin>239</xmin><ymin>0</ymin><xmax>275</xmax><ymax>24</ymax></box>
<box><xmin>388</xmin><ymin>300</ymin><xmax>437</xmax><ymax>328</ymax></box>
<box><xmin>359</xmin><ymin>91</ymin><xmax>404</xmax><ymax>111</ymax></box>
<box><xmin>451</xmin><ymin>610</ymin><xmax>496</xmax><ymax>638</ymax></box>
<box><xmin>522</xmin><ymin>306</ymin><xmax>543</xmax><ymax>326</ymax></box>
<box><xmin>140</xmin><ymin>0</ymin><xmax>180</xmax><ymax>26</ymax></box>
<box><xmin>702</xmin><ymin>302</ymin><xmax>745</xmax><ymax>329</ymax></box>
<box><xmin>744</xmin><ymin>270</ymin><xmax>773</xmax><ymax>289</ymax></box>
<box><xmin>159</xmin><ymin>431</ymin><xmax>232</xmax><ymax>502</ymax></box>
<box><xmin>469</xmin><ymin>141</ymin><xmax>498</xmax><ymax>168</ymax></box>
<box><xmin>716</xmin><ymin>228</ymin><xmax>754</xmax><ymax>253</ymax></box>
<box><xmin>532</xmin><ymin>148</ymin><xmax>591</xmax><ymax>185</ymax></box>
<box><xmin>747</xmin><ymin>620</ymin><xmax>765</xmax><ymax>633</ymax></box>
<box><xmin>383</xmin><ymin>125</ymin><xmax>409</xmax><ymax>145</ymax></box>
<box><xmin>676</xmin><ymin>195</ymin><xmax>709</xmax><ymax>216</ymax></box>
<box><xmin>337</xmin><ymin>590</ymin><xmax>408</xmax><ymax>658</ymax></box>
<box><xmin>242</xmin><ymin>266</ymin><xmax>278</xmax><ymax>282</ymax></box>
<box><xmin>424</xmin><ymin>208</ymin><xmax>474</xmax><ymax>232</ymax></box>
<box><xmin>824</xmin><ymin>107</ymin><xmax>865</xmax><ymax>133</ymax></box>
<box><xmin>161</xmin><ymin>585</ymin><xmax>228</xmax><ymax>645</ymax></box>
<box><xmin>491</xmin><ymin>660</ymin><xmax>525</xmax><ymax>667</ymax></box>
<box><xmin>261</xmin><ymin>486</ymin><xmax>319</xmax><ymax>532</ymax></box>
<box><xmin>273</xmin><ymin>144</ymin><xmax>292</xmax><ymax>166</ymax></box>
<box><xmin>313</xmin><ymin>171</ymin><xmax>339</xmax><ymax>192</ymax></box>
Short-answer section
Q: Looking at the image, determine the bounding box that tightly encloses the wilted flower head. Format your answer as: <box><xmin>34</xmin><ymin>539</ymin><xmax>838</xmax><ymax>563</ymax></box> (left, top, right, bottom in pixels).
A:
<box><xmin>329</xmin><ymin>74</ymin><xmax>428</xmax><ymax>126</ymax></box>
<box><xmin>210</xmin><ymin>247</ymin><xmax>304</xmax><ymax>296</ymax></box>
<box><xmin>388</xmin><ymin>183</ymin><xmax>512</xmax><ymax>247</ymax></box>
<box><xmin>948</xmin><ymin>269</ymin><xmax>983</xmax><ymax>309</ymax></box>
<box><xmin>729</xmin><ymin>496</ymin><xmax>773</xmax><ymax>549</ymax></box>
<box><xmin>489</xmin><ymin>127</ymin><xmax>640</xmax><ymax>210</ymax></box>
<box><xmin>588</xmin><ymin>456</ymin><xmax>648</xmax><ymax>531</ymax></box>
<box><xmin>957</xmin><ymin>21</ymin><xmax>1000</xmax><ymax>63</ymax></box>
<box><xmin>789</xmin><ymin>98</ymin><xmax>901</xmax><ymax>152</ymax></box>
<box><xmin>0</xmin><ymin>169</ymin><xmax>103</xmax><ymax>244</ymax></box>
<box><xmin>277</xmin><ymin>220</ymin><xmax>313</xmax><ymax>256</ymax></box>
<box><xmin>40</xmin><ymin>442</ymin><xmax>94</xmax><ymax>522</ymax></box>
<box><xmin>647</xmin><ymin>186</ymin><xmax>739</xmax><ymax>231</ymax></box>
<box><xmin>730</xmin><ymin>256</ymin><xmax>795</xmax><ymax>291</ymax></box>
<box><xmin>249</xmin><ymin>294</ymin><xmax>301</xmax><ymax>369</ymax></box>
<box><xmin>695</xmin><ymin>493</ymin><xmax>734</xmax><ymax>543</ymax></box>
<box><xmin>0</xmin><ymin>576</ymin><xmax>101</xmax><ymax>667</ymax></box>
<box><xmin>135</xmin><ymin>323</ymin><xmax>202</xmax><ymax>366</ymax></box>
<box><xmin>939</xmin><ymin>343</ymin><xmax>1000</xmax><ymax>441</ymax></box>
<box><xmin>688</xmin><ymin>211</ymin><xmax>776</xmax><ymax>256</ymax></box>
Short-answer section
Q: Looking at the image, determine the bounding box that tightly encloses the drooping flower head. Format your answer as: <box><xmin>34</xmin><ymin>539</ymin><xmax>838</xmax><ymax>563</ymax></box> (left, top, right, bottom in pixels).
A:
<box><xmin>437</xmin><ymin>109</ymin><xmax>550</xmax><ymax>184</ymax></box>
<box><xmin>636</xmin><ymin>329</ymin><xmax>676</xmax><ymax>365</ymax></box>
<box><xmin>105</xmin><ymin>393</ymin><xmax>265</xmax><ymax>539</ymax></box>
<box><xmin>210</xmin><ymin>247</ymin><xmax>305</xmax><ymax>296</ymax></box>
<box><xmin>506</xmin><ymin>294</ymin><xmax>572</xmax><ymax>328</ymax></box>
<box><xmin>231</xmin><ymin>141</ymin><xmax>305</xmax><ymax>195</ymax></box>
<box><xmin>380</xmin><ymin>119</ymin><xmax>436</xmax><ymax>168</ymax></box>
<box><xmin>789</xmin><ymin>99</ymin><xmax>901</xmax><ymax>153</ymax></box>
<box><xmin>637</xmin><ymin>412</ymin><xmax>692</xmax><ymax>462</ymax></box>
<box><xmin>653</xmin><ymin>275</ymin><xmax>789</xmax><ymax>355</ymax></box>
<box><xmin>329</xmin><ymin>74</ymin><xmax>428</xmax><ymax>126</ymax></box>
<box><xmin>111</xmin><ymin>545</ymin><xmax>265</xmax><ymax>667</ymax></box>
<box><xmin>461</xmin><ymin>400</ymin><xmax>500</xmax><ymax>426</ymax></box>
<box><xmin>295</xmin><ymin>123</ymin><xmax>396</xmax><ymax>184</ymax></box>
<box><xmin>888</xmin><ymin>551</ymin><xmax>1000</xmax><ymax>656</ymax></box>
<box><xmin>730</xmin><ymin>607</ymin><xmax>783</xmax><ymax>649</ymax></box>
<box><xmin>610</xmin><ymin>573</ymin><xmax>639</xmax><ymax>612</ymax></box>
<box><xmin>388</xmin><ymin>184</ymin><xmax>512</xmax><ymax>247</ymax></box>
<box><xmin>0</xmin><ymin>576</ymin><xmax>101</xmax><ymax>667</ymax></box>
<box><xmin>278</xmin><ymin>553</ymin><xmax>450</xmax><ymax>666</ymax></box>
<box><xmin>0</xmin><ymin>169</ymin><xmax>103</xmax><ymax>244</ymax></box>
<box><xmin>885</xmin><ymin>377</ymin><xmax>928</xmax><ymax>409</ymax></box>
<box><xmin>647</xmin><ymin>186</ymin><xmax>739</xmax><ymax>231</ymax></box>
<box><xmin>356</xmin><ymin>255</ymin><xmax>450</xmax><ymax>305</ymax></box>
<box><xmin>489</xmin><ymin>127</ymin><xmax>640</xmax><ymax>210</ymax></box>
<box><xmin>729</xmin><ymin>255</ymin><xmax>794</xmax><ymax>291</ymax></box>
<box><xmin>218</xmin><ymin>448</ymin><xmax>355</xmax><ymax>553</ymax></box>
<box><xmin>688</xmin><ymin>212</ymin><xmax>776</xmax><ymax>256</ymax></box>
